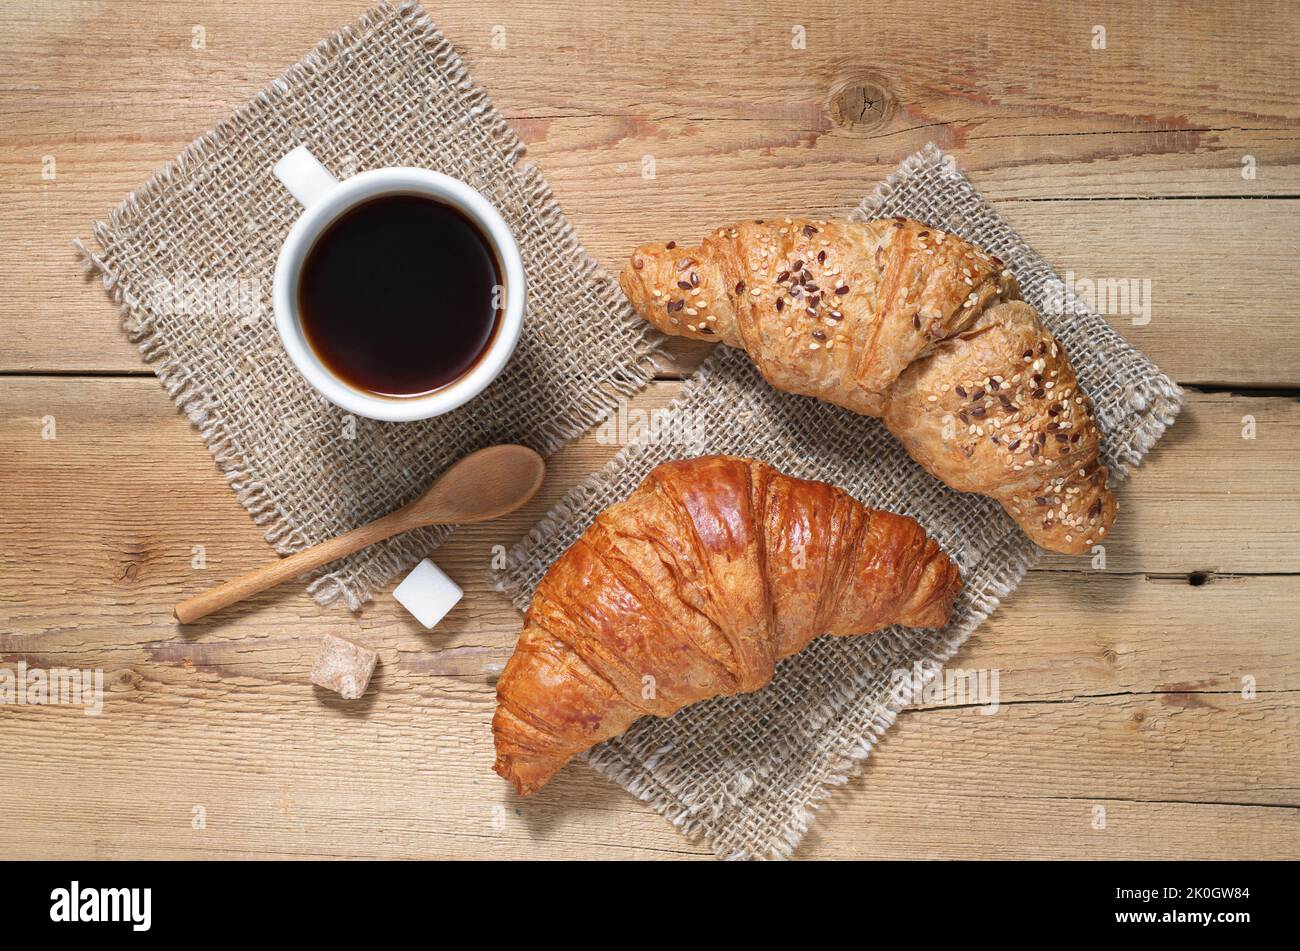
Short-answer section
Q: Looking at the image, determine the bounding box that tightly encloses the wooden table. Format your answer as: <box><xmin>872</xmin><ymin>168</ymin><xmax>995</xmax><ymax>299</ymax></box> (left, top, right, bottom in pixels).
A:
<box><xmin>2</xmin><ymin>0</ymin><xmax>1297</xmax><ymax>860</ymax></box>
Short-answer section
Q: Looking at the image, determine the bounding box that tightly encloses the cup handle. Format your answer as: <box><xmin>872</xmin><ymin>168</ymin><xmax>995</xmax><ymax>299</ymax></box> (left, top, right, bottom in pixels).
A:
<box><xmin>273</xmin><ymin>146</ymin><xmax>339</xmax><ymax>209</ymax></box>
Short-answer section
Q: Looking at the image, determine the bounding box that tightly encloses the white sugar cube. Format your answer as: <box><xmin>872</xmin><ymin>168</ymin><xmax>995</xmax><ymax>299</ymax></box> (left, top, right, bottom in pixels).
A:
<box><xmin>393</xmin><ymin>558</ymin><xmax>463</xmax><ymax>630</ymax></box>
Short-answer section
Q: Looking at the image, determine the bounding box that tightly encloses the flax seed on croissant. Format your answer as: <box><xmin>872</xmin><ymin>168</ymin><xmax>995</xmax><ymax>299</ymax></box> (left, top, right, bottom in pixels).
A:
<box><xmin>492</xmin><ymin>455</ymin><xmax>961</xmax><ymax>796</ymax></box>
<box><xmin>619</xmin><ymin>218</ymin><xmax>1117</xmax><ymax>554</ymax></box>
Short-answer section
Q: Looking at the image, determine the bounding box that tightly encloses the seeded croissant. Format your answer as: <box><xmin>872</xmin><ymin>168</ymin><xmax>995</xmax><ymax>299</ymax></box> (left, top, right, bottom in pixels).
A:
<box><xmin>619</xmin><ymin>217</ymin><xmax>1117</xmax><ymax>554</ymax></box>
<box><xmin>492</xmin><ymin>455</ymin><xmax>962</xmax><ymax>796</ymax></box>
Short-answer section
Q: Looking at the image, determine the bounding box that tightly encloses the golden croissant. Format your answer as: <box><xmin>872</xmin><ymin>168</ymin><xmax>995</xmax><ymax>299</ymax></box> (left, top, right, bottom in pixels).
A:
<box><xmin>619</xmin><ymin>217</ymin><xmax>1116</xmax><ymax>554</ymax></box>
<box><xmin>492</xmin><ymin>455</ymin><xmax>962</xmax><ymax>796</ymax></box>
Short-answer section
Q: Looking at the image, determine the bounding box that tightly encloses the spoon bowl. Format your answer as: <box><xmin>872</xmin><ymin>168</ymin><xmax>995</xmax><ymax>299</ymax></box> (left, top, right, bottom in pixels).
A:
<box><xmin>405</xmin><ymin>444</ymin><xmax>546</xmax><ymax>524</ymax></box>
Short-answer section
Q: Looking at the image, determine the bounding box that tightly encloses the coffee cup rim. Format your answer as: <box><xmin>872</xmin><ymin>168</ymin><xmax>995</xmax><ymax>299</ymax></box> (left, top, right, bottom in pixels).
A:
<box><xmin>272</xmin><ymin>165</ymin><xmax>525</xmax><ymax>422</ymax></box>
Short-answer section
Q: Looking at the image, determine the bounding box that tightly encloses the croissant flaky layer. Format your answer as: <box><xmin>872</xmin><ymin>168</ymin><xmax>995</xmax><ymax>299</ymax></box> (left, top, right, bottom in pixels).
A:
<box><xmin>619</xmin><ymin>217</ymin><xmax>1118</xmax><ymax>554</ymax></box>
<box><xmin>492</xmin><ymin>455</ymin><xmax>962</xmax><ymax>796</ymax></box>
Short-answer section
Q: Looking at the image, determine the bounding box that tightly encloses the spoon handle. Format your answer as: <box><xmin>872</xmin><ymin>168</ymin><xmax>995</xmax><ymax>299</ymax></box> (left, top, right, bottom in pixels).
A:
<box><xmin>174</xmin><ymin>509</ymin><xmax>416</xmax><ymax>624</ymax></box>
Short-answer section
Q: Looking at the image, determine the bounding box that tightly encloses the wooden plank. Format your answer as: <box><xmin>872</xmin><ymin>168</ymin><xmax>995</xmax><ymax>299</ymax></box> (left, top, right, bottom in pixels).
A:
<box><xmin>802</xmin><ymin>794</ymin><xmax>1300</xmax><ymax>860</ymax></box>
<box><xmin>884</xmin><ymin>694</ymin><xmax>1299</xmax><ymax>809</ymax></box>
<box><xmin>4</xmin><ymin>558</ymin><xmax>1298</xmax><ymax>859</ymax></box>
<box><xmin>963</xmin><ymin>572</ymin><xmax>1300</xmax><ymax>699</ymax></box>
<box><xmin>0</xmin><ymin>689</ymin><xmax>1295</xmax><ymax>859</ymax></box>
<box><xmin>2</xmin><ymin>2</ymin><xmax>1299</xmax><ymax>380</ymax></box>
<box><xmin>2</xmin><ymin>375</ymin><xmax>1298</xmax><ymax>858</ymax></box>
<box><xmin>1</xmin><ymin>379</ymin><xmax>1295</xmax><ymax>620</ymax></box>
<box><xmin>6</xmin><ymin>0</ymin><xmax>1298</xmax><ymax>146</ymax></box>
<box><xmin>15</xmin><ymin>194</ymin><xmax>1298</xmax><ymax>384</ymax></box>
<box><xmin>3</xmin><ymin>611</ymin><xmax>1297</xmax><ymax>860</ymax></box>
<box><xmin>7</xmin><ymin>569</ymin><xmax>1299</xmax><ymax>711</ymax></box>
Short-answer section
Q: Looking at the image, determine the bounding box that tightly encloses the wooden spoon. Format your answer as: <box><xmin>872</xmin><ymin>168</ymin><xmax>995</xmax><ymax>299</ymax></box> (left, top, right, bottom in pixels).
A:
<box><xmin>174</xmin><ymin>444</ymin><xmax>545</xmax><ymax>624</ymax></box>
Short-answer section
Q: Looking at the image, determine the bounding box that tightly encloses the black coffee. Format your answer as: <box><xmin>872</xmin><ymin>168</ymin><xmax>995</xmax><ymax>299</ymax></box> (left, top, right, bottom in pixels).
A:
<box><xmin>297</xmin><ymin>193</ymin><xmax>502</xmax><ymax>397</ymax></box>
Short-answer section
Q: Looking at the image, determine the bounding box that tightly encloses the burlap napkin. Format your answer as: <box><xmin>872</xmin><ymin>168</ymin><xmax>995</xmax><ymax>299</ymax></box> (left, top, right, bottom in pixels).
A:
<box><xmin>501</xmin><ymin>143</ymin><xmax>1183</xmax><ymax>860</ymax></box>
<box><xmin>75</xmin><ymin>1</ymin><xmax>660</xmax><ymax>609</ymax></box>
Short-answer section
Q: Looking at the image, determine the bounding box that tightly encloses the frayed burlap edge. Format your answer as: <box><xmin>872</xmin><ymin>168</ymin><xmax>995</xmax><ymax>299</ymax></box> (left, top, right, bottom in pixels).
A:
<box><xmin>502</xmin><ymin>143</ymin><xmax>1184</xmax><ymax>859</ymax></box>
<box><xmin>507</xmin><ymin>346</ymin><xmax>1041</xmax><ymax>860</ymax></box>
<box><xmin>855</xmin><ymin>143</ymin><xmax>1184</xmax><ymax>478</ymax></box>
<box><xmin>591</xmin><ymin>550</ymin><xmax>1041</xmax><ymax>861</ymax></box>
<box><xmin>73</xmin><ymin>1</ymin><xmax>664</xmax><ymax>609</ymax></box>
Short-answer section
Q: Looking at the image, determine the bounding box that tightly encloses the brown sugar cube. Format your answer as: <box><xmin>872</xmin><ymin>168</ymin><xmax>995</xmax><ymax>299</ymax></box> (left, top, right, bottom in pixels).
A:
<box><xmin>309</xmin><ymin>634</ymin><xmax>377</xmax><ymax>700</ymax></box>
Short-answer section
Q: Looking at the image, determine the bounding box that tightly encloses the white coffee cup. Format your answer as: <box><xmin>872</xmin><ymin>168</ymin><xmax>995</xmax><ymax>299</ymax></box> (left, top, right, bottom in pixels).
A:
<box><xmin>271</xmin><ymin>146</ymin><xmax>525</xmax><ymax>421</ymax></box>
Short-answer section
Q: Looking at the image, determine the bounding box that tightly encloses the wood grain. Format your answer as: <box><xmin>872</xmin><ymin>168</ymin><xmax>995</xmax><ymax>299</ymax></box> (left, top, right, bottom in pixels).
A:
<box><xmin>1</xmin><ymin>0</ymin><xmax>1298</xmax><ymax>860</ymax></box>
<box><xmin>2</xmin><ymin>375</ymin><xmax>1298</xmax><ymax>858</ymax></box>
<box><xmin>14</xmin><ymin>198</ymin><xmax>1300</xmax><ymax>387</ymax></box>
<box><xmin>2</xmin><ymin>379</ymin><xmax>1297</xmax><ymax>596</ymax></box>
<box><xmin>3</xmin><ymin>2</ymin><xmax>1299</xmax><ymax>381</ymax></box>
